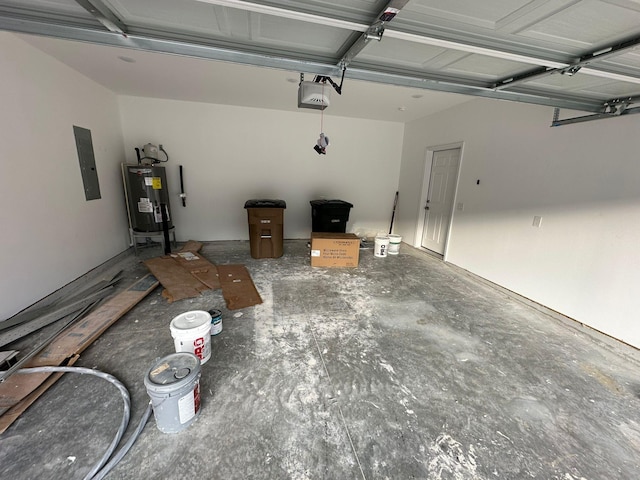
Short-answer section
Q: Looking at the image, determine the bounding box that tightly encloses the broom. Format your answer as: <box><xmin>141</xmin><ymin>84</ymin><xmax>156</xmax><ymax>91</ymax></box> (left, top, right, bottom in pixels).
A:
<box><xmin>389</xmin><ymin>191</ymin><xmax>399</xmax><ymax>234</ymax></box>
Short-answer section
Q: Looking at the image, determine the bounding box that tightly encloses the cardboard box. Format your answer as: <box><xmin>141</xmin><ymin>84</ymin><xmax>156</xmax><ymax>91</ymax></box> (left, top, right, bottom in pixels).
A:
<box><xmin>310</xmin><ymin>232</ymin><xmax>360</xmax><ymax>267</ymax></box>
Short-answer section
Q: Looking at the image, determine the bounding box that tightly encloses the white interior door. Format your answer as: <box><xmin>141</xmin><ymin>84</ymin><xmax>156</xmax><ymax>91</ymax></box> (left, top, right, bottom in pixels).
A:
<box><xmin>420</xmin><ymin>148</ymin><xmax>461</xmax><ymax>255</ymax></box>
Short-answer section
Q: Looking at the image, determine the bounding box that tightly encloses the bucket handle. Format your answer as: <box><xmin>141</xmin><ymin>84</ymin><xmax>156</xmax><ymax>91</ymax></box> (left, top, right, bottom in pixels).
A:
<box><xmin>174</xmin><ymin>367</ymin><xmax>191</xmax><ymax>380</ymax></box>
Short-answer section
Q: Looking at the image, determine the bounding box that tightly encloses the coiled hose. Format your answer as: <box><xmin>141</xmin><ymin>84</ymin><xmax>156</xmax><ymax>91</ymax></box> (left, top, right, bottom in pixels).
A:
<box><xmin>17</xmin><ymin>366</ymin><xmax>152</xmax><ymax>480</ymax></box>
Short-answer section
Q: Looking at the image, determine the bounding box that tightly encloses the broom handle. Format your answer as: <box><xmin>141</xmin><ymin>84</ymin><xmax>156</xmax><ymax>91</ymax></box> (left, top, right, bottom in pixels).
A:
<box><xmin>389</xmin><ymin>191</ymin><xmax>399</xmax><ymax>234</ymax></box>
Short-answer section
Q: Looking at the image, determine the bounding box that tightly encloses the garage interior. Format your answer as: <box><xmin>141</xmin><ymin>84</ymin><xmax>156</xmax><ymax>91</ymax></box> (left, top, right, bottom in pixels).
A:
<box><xmin>1</xmin><ymin>1</ymin><xmax>640</xmax><ymax>479</ymax></box>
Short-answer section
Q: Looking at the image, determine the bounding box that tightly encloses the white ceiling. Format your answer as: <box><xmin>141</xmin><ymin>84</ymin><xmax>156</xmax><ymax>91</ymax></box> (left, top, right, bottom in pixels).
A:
<box><xmin>3</xmin><ymin>0</ymin><xmax>640</xmax><ymax>123</ymax></box>
<box><xmin>18</xmin><ymin>33</ymin><xmax>473</xmax><ymax>122</ymax></box>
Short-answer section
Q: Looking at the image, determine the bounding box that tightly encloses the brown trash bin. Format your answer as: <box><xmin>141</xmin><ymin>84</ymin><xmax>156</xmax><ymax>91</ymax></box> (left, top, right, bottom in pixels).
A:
<box><xmin>244</xmin><ymin>199</ymin><xmax>286</xmax><ymax>258</ymax></box>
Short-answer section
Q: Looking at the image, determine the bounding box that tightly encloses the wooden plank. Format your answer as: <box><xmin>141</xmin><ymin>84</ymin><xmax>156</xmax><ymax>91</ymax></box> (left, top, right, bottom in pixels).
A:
<box><xmin>36</xmin><ymin>274</ymin><xmax>158</xmax><ymax>363</ymax></box>
<box><xmin>217</xmin><ymin>265</ymin><xmax>263</xmax><ymax>310</ymax></box>
<box><xmin>0</xmin><ymin>301</ymin><xmax>98</xmax><ymax>383</ymax></box>
<box><xmin>0</xmin><ymin>355</ymin><xmax>79</xmax><ymax>434</ymax></box>
<box><xmin>0</xmin><ymin>275</ymin><xmax>158</xmax><ymax>429</ymax></box>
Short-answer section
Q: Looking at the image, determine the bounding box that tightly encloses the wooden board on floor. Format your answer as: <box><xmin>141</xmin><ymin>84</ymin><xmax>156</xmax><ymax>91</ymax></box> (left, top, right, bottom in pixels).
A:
<box><xmin>0</xmin><ymin>274</ymin><xmax>158</xmax><ymax>433</ymax></box>
<box><xmin>217</xmin><ymin>265</ymin><xmax>263</xmax><ymax>310</ymax></box>
<box><xmin>0</xmin><ymin>355</ymin><xmax>79</xmax><ymax>434</ymax></box>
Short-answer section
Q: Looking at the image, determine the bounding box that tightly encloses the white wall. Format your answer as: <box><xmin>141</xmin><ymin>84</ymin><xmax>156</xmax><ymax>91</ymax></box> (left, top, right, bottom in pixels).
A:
<box><xmin>118</xmin><ymin>96</ymin><xmax>404</xmax><ymax>241</ymax></box>
<box><xmin>0</xmin><ymin>34</ymin><xmax>128</xmax><ymax>320</ymax></box>
<box><xmin>397</xmin><ymin>98</ymin><xmax>640</xmax><ymax>348</ymax></box>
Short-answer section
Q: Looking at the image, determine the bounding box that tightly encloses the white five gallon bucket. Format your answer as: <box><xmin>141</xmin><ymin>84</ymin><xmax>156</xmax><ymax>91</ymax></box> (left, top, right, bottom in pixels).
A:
<box><xmin>374</xmin><ymin>236</ymin><xmax>390</xmax><ymax>258</ymax></box>
<box><xmin>144</xmin><ymin>352</ymin><xmax>202</xmax><ymax>433</ymax></box>
<box><xmin>388</xmin><ymin>234</ymin><xmax>402</xmax><ymax>255</ymax></box>
<box><xmin>170</xmin><ymin>310</ymin><xmax>212</xmax><ymax>365</ymax></box>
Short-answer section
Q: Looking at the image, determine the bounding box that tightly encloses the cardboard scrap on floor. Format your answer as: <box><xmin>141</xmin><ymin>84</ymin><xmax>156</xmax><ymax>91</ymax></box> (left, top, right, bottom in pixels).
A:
<box><xmin>169</xmin><ymin>241</ymin><xmax>222</xmax><ymax>291</ymax></box>
<box><xmin>217</xmin><ymin>265</ymin><xmax>263</xmax><ymax>310</ymax></box>
<box><xmin>143</xmin><ymin>241</ymin><xmax>262</xmax><ymax>310</ymax></box>
<box><xmin>144</xmin><ymin>241</ymin><xmax>220</xmax><ymax>303</ymax></box>
<box><xmin>0</xmin><ymin>274</ymin><xmax>159</xmax><ymax>433</ymax></box>
<box><xmin>144</xmin><ymin>256</ymin><xmax>211</xmax><ymax>302</ymax></box>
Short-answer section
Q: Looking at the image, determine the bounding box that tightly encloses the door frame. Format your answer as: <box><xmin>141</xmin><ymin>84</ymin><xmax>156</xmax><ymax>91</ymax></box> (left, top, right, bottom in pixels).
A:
<box><xmin>414</xmin><ymin>142</ymin><xmax>464</xmax><ymax>260</ymax></box>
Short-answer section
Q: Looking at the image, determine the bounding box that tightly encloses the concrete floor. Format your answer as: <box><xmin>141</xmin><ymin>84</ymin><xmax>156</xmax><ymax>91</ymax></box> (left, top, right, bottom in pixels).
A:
<box><xmin>1</xmin><ymin>240</ymin><xmax>640</xmax><ymax>479</ymax></box>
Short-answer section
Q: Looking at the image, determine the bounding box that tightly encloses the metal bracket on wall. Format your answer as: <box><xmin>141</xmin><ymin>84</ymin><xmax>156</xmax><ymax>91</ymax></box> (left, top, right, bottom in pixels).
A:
<box><xmin>551</xmin><ymin>97</ymin><xmax>640</xmax><ymax>127</ymax></box>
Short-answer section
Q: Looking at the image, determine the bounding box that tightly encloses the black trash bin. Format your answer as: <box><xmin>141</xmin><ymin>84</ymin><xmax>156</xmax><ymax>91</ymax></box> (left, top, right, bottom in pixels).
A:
<box><xmin>244</xmin><ymin>199</ymin><xmax>286</xmax><ymax>258</ymax></box>
<box><xmin>310</xmin><ymin>199</ymin><xmax>353</xmax><ymax>233</ymax></box>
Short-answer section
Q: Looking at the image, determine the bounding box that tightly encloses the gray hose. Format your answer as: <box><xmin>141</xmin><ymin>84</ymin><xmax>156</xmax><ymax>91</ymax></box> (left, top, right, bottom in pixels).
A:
<box><xmin>16</xmin><ymin>365</ymin><xmax>150</xmax><ymax>480</ymax></box>
<box><xmin>90</xmin><ymin>401</ymin><xmax>153</xmax><ymax>480</ymax></box>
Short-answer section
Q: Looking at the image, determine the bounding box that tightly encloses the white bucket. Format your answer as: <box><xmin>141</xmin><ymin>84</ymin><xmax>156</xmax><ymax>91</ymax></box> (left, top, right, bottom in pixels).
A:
<box><xmin>374</xmin><ymin>236</ymin><xmax>390</xmax><ymax>258</ymax></box>
<box><xmin>388</xmin><ymin>234</ymin><xmax>402</xmax><ymax>255</ymax></box>
<box><xmin>170</xmin><ymin>310</ymin><xmax>212</xmax><ymax>365</ymax></box>
<box><xmin>144</xmin><ymin>352</ymin><xmax>202</xmax><ymax>433</ymax></box>
<box><xmin>208</xmin><ymin>309</ymin><xmax>223</xmax><ymax>336</ymax></box>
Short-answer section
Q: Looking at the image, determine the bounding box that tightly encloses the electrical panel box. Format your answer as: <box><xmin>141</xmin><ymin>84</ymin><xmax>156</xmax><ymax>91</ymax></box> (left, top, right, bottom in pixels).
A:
<box><xmin>73</xmin><ymin>125</ymin><xmax>101</xmax><ymax>201</ymax></box>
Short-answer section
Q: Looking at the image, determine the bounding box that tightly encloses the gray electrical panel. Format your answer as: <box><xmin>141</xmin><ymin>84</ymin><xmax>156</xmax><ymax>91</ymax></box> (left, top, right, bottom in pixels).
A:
<box><xmin>121</xmin><ymin>164</ymin><xmax>173</xmax><ymax>232</ymax></box>
<box><xmin>73</xmin><ymin>125</ymin><xmax>101</xmax><ymax>201</ymax></box>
